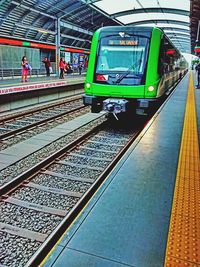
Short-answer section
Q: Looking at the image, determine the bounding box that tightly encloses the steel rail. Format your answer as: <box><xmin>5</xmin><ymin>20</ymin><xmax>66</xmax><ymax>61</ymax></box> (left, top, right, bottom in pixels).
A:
<box><xmin>0</xmin><ymin>95</ymin><xmax>82</xmax><ymax>123</ymax></box>
<box><xmin>0</xmin><ymin>100</ymin><xmax>85</xmax><ymax>140</ymax></box>
<box><xmin>0</xmin><ymin>118</ymin><xmax>107</xmax><ymax>197</ymax></box>
<box><xmin>0</xmin><ymin>115</ymin><xmax>142</xmax><ymax>267</ymax></box>
<box><xmin>25</xmin><ymin>126</ymin><xmax>141</xmax><ymax>267</ymax></box>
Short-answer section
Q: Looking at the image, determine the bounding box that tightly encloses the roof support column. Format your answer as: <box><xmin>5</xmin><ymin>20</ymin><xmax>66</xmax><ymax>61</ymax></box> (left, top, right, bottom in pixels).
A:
<box><xmin>196</xmin><ymin>20</ymin><xmax>200</xmax><ymax>43</ymax></box>
<box><xmin>55</xmin><ymin>18</ymin><xmax>61</xmax><ymax>77</ymax></box>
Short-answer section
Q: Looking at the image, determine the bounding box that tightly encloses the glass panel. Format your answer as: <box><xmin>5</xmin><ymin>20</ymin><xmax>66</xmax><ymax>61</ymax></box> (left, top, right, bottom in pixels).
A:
<box><xmin>0</xmin><ymin>45</ymin><xmax>40</xmax><ymax>69</ymax></box>
<box><xmin>97</xmin><ymin>45</ymin><xmax>146</xmax><ymax>73</ymax></box>
<box><xmin>95</xmin><ymin>31</ymin><xmax>150</xmax><ymax>85</ymax></box>
<box><xmin>118</xmin><ymin>13</ymin><xmax>189</xmax><ymax>24</ymax></box>
<box><xmin>94</xmin><ymin>0</ymin><xmax>189</xmax><ymax>14</ymax></box>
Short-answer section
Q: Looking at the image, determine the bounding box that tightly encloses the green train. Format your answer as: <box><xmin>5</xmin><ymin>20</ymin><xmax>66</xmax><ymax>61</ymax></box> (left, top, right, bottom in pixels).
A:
<box><xmin>83</xmin><ymin>26</ymin><xmax>187</xmax><ymax>116</ymax></box>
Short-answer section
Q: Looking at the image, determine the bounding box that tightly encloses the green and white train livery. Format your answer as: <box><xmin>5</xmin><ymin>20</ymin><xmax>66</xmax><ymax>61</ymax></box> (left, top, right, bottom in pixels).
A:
<box><xmin>83</xmin><ymin>26</ymin><xmax>187</xmax><ymax>115</ymax></box>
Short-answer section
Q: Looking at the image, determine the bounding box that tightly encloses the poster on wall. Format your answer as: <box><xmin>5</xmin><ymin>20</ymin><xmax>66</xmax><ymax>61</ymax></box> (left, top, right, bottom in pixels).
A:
<box><xmin>72</xmin><ymin>53</ymin><xmax>87</xmax><ymax>69</ymax></box>
<box><xmin>65</xmin><ymin>52</ymin><xmax>70</xmax><ymax>63</ymax></box>
<box><xmin>72</xmin><ymin>53</ymin><xmax>79</xmax><ymax>68</ymax></box>
<box><xmin>79</xmin><ymin>54</ymin><xmax>84</xmax><ymax>63</ymax></box>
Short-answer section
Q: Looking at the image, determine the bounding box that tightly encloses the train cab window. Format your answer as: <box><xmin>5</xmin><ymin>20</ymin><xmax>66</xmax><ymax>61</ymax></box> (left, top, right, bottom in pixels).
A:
<box><xmin>95</xmin><ymin>32</ymin><xmax>150</xmax><ymax>85</ymax></box>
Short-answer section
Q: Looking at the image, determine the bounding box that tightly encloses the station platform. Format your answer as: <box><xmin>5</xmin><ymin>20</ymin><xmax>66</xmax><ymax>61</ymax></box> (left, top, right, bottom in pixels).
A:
<box><xmin>0</xmin><ymin>74</ymin><xmax>85</xmax><ymax>96</ymax></box>
<box><xmin>0</xmin><ymin>74</ymin><xmax>85</xmax><ymax>113</ymax></box>
<box><xmin>42</xmin><ymin>71</ymin><xmax>200</xmax><ymax>267</ymax></box>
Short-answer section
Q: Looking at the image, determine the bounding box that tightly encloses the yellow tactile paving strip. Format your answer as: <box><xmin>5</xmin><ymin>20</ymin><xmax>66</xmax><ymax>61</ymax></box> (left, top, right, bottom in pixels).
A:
<box><xmin>164</xmin><ymin>73</ymin><xmax>200</xmax><ymax>266</ymax></box>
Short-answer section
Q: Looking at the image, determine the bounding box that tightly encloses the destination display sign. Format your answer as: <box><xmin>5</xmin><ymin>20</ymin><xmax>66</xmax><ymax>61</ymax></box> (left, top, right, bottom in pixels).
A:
<box><xmin>108</xmin><ymin>40</ymin><xmax>138</xmax><ymax>46</ymax></box>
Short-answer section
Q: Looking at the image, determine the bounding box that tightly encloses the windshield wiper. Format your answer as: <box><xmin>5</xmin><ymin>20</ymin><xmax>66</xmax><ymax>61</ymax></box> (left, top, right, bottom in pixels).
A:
<box><xmin>114</xmin><ymin>65</ymin><xmax>134</xmax><ymax>84</ymax></box>
<box><xmin>115</xmin><ymin>72</ymin><xmax>140</xmax><ymax>84</ymax></box>
<box><xmin>114</xmin><ymin>62</ymin><xmax>141</xmax><ymax>84</ymax></box>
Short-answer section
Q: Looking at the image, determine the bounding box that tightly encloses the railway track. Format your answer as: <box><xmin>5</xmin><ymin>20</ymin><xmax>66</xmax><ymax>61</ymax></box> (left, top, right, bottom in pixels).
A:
<box><xmin>0</xmin><ymin>114</ymin><xmax>106</xmax><ymax>188</ymax></box>
<box><xmin>0</xmin><ymin>93</ymin><xmax>83</xmax><ymax>122</ymax></box>
<box><xmin>0</xmin><ymin>97</ymin><xmax>89</xmax><ymax>151</ymax></box>
<box><xmin>0</xmin><ymin>118</ymin><xmax>144</xmax><ymax>267</ymax></box>
<box><xmin>0</xmin><ymin>97</ymin><xmax>84</xmax><ymax>138</ymax></box>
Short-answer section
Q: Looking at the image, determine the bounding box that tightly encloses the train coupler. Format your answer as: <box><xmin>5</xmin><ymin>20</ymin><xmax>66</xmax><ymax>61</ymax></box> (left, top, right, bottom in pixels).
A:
<box><xmin>103</xmin><ymin>99</ymin><xmax>128</xmax><ymax>115</ymax></box>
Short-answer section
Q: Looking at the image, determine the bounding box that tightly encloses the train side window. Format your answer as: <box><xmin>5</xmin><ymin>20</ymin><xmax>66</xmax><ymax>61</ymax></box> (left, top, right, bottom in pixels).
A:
<box><xmin>158</xmin><ymin>38</ymin><xmax>165</xmax><ymax>75</ymax></box>
<box><xmin>158</xmin><ymin>37</ymin><xmax>175</xmax><ymax>75</ymax></box>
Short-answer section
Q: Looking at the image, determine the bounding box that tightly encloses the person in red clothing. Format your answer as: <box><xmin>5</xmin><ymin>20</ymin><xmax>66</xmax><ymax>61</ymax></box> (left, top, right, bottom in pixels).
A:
<box><xmin>59</xmin><ymin>58</ymin><xmax>65</xmax><ymax>79</ymax></box>
<box><xmin>42</xmin><ymin>57</ymin><xmax>51</xmax><ymax>77</ymax></box>
<box><xmin>21</xmin><ymin>56</ymin><xmax>29</xmax><ymax>82</ymax></box>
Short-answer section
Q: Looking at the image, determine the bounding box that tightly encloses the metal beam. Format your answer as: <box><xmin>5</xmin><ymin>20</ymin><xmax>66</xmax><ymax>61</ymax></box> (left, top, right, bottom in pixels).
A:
<box><xmin>61</xmin><ymin>33</ymin><xmax>91</xmax><ymax>43</ymax></box>
<box><xmin>81</xmin><ymin>0</ymin><xmax>101</xmax><ymax>3</ymax></box>
<box><xmin>11</xmin><ymin>1</ymin><xmax>56</xmax><ymax>19</ymax></box>
<box><xmin>24</xmin><ymin>0</ymin><xmax>47</xmax><ymax>39</ymax></box>
<box><xmin>172</xmin><ymin>39</ymin><xmax>190</xmax><ymax>43</ymax></box>
<box><xmin>170</xmin><ymin>40</ymin><xmax>190</xmax><ymax>45</ymax></box>
<box><xmin>173</xmin><ymin>46</ymin><xmax>191</xmax><ymax>50</ymax></box>
<box><xmin>15</xmin><ymin>23</ymin><xmax>56</xmax><ymax>35</ymax></box>
<box><xmin>111</xmin><ymin>8</ymin><xmax>189</xmax><ymax>19</ymax></box>
<box><xmin>0</xmin><ymin>0</ymin><xmax>7</xmax><ymax>4</ymax></box>
<box><xmin>60</xmin><ymin>21</ymin><xmax>93</xmax><ymax>36</ymax></box>
<box><xmin>85</xmin><ymin>1</ymin><xmax>122</xmax><ymax>25</ymax></box>
<box><xmin>36</xmin><ymin>20</ymin><xmax>54</xmax><ymax>40</ymax></box>
<box><xmin>170</xmin><ymin>39</ymin><xmax>191</xmax><ymax>44</ymax></box>
<box><xmin>170</xmin><ymin>36</ymin><xmax>191</xmax><ymax>40</ymax></box>
<box><xmin>172</xmin><ymin>45</ymin><xmax>190</xmax><ymax>49</ymax></box>
<box><xmin>173</xmin><ymin>46</ymin><xmax>190</xmax><ymax>49</ymax></box>
<box><xmin>170</xmin><ymin>42</ymin><xmax>190</xmax><ymax>46</ymax></box>
<box><xmin>173</xmin><ymin>42</ymin><xmax>190</xmax><ymax>49</ymax></box>
<box><xmin>0</xmin><ymin>33</ymin><xmax>55</xmax><ymax>45</ymax></box>
<box><xmin>197</xmin><ymin>20</ymin><xmax>200</xmax><ymax>41</ymax></box>
<box><xmin>11</xmin><ymin>1</ymin><xmax>93</xmax><ymax>37</ymax></box>
<box><xmin>56</xmin><ymin>18</ymin><xmax>60</xmax><ymax>77</ymax></box>
<box><xmin>58</xmin><ymin>1</ymin><xmax>83</xmax><ymax>19</ymax></box>
<box><xmin>13</xmin><ymin>10</ymin><xmax>32</xmax><ymax>37</ymax></box>
<box><xmin>166</xmin><ymin>32</ymin><xmax>190</xmax><ymax>37</ymax></box>
<box><xmin>24</xmin><ymin>16</ymin><xmax>41</xmax><ymax>38</ymax></box>
<box><xmin>127</xmin><ymin>19</ymin><xmax>189</xmax><ymax>27</ymax></box>
<box><xmin>43</xmin><ymin>0</ymin><xmax>83</xmax><ymax>20</ymax></box>
<box><xmin>162</xmin><ymin>27</ymin><xmax>190</xmax><ymax>34</ymax></box>
<box><xmin>169</xmin><ymin>39</ymin><xmax>190</xmax><ymax>45</ymax></box>
<box><xmin>0</xmin><ymin>5</ymin><xmax>16</xmax><ymax>27</ymax></box>
<box><xmin>173</xmin><ymin>46</ymin><xmax>190</xmax><ymax>50</ymax></box>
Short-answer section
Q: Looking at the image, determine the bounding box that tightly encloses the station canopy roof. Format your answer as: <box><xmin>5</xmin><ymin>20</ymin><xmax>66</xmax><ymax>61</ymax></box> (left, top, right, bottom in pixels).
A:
<box><xmin>92</xmin><ymin>0</ymin><xmax>191</xmax><ymax>53</ymax></box>
<box><xmin>0</xmin><ymin>0</ymin><xmax>194</xmax><ymax>54</ymax></box>
<box><xmin>0</xmin><ymin>0</ymin><xmax>118</xmax><ymax>50</ymax></box>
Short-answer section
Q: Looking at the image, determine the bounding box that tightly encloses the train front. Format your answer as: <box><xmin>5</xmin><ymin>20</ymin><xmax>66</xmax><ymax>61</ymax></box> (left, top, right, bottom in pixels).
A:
<box><xmin>83</xmin><ymin>27</ymin><xmax>155</xmax><ymax>116</ymax></box>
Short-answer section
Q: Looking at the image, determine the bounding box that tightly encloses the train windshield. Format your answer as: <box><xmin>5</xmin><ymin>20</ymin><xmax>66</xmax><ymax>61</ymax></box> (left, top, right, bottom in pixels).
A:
<box><xmin>95</xmin><ymin>33</ymin><xmax>150</xmax><ymax>85</ymax></box>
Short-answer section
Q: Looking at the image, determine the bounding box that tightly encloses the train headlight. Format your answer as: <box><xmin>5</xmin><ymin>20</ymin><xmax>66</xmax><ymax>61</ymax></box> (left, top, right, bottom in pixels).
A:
<box><xmin>148</xmin><ymin>86</ymin><xmax>154</xmax><ymax>92</ymax></box>
<box><xmin>86</xmin><ymin>83</ymin><xmax>91</xmax><ymax>89</ymax></box>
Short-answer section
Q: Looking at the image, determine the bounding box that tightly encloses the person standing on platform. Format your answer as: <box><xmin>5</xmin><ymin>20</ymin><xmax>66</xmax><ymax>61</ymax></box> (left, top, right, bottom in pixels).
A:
<box><xmin>78</xmin><ymin>63</ymin><xmax>83</xmax><ymax>75</ymax></box>
<box><xmin>59</xmin><ymin>58</ymin><xmax>65</xmax><ymax>79</ymax></box>
<box><xmin>195</xmin><ymin>61</ymin><xmax>200</xmax><ymax>88</ymax></box>
<box><xmin>66</xmin><ymin>62</ymin><xmax>72</xmax><ymax>74</ymax></box>
<box><xmin>21</xmin><ymin>56</ymin><xmax>29</xmax><ymax>82</ymax></box>
<box><xmin>63</xmin><ymin>60</ymin><xmax>68</xmax><ymax>75</ymax></box>
<box><xmin>42</xmin><ymin>57</ymin><xmax>51</xmax><ymax>77</ymax></box>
